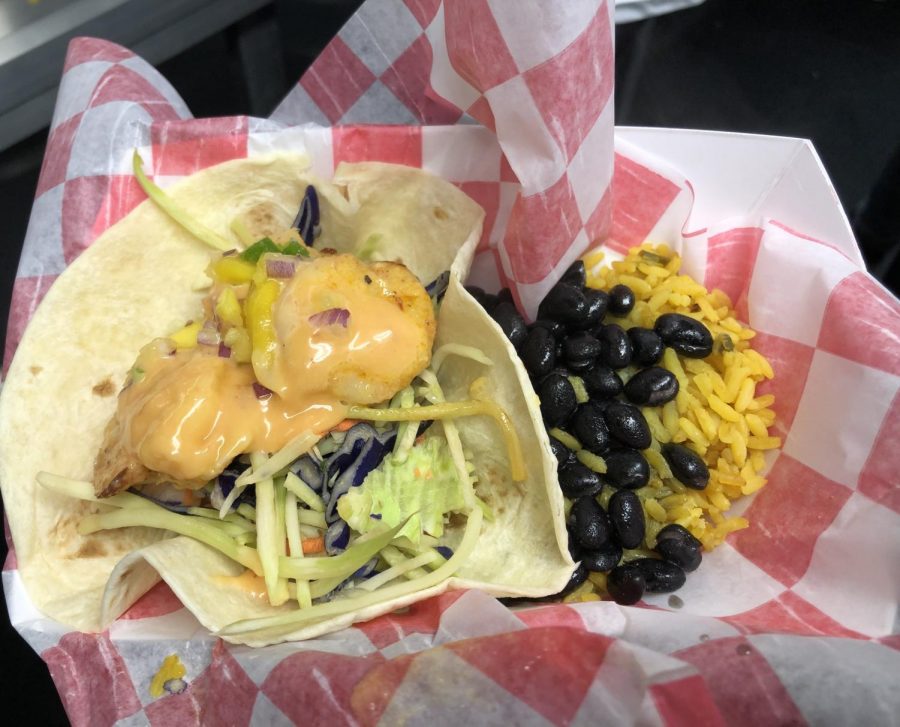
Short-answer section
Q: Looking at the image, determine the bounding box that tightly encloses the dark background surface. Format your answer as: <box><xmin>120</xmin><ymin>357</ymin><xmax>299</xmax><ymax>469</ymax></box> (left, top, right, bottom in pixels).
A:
<box><xmin>2</xmin><ymin>0</ymin><xmax>899</xmax><ymax>723</ymax></box>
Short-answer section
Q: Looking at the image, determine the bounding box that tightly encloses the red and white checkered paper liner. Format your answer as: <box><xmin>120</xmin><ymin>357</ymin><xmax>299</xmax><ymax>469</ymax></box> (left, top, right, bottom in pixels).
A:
<box><xmin>2</xmin><ymin>0</ymin><xmax>899</xmax><ymax>722</ymax></box>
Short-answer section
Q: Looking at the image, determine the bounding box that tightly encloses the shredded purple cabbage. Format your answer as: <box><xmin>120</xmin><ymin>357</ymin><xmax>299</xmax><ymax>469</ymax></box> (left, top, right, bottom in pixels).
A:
<box><xmin>290</xmin><ymin>455</ymin><xmax>324</xmax><ymax>494</ymax></box>
<box><xmin>352</xmin><ymin>558</ymin><xmax>378</xmax><ymax>579</ymax></box>
<box><xmin>324</xmin><ymin>520</ymin><xmax>350</xmax><ymax>555</ymax></box>
<box><xmin>292</xmin><ymin>185</ymin><xmax>320</xmax><ymax>246</ymax></box>
<box><xmin>425</xmin><ymin>271</ymin><xmax>450</xmax><ymax>302</ymax></box>
<box><xmin>324</xmin><ymin>424</ymin><xmax>397</xmax><ymax>525</ymax></box>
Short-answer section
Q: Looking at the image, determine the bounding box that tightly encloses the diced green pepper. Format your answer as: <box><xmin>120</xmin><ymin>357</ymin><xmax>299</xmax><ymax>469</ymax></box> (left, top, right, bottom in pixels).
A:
<box><xmin>240</xmin><ymin>238</ymin><xmax>280</xmax><ymax>263</ymax></box>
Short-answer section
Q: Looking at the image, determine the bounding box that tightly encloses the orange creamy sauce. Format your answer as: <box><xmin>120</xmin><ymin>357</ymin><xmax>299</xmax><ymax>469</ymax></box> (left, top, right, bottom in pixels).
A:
<box><xmin>118</xmin><ymin>254</ymin><xmax>434</xmax><ymax>484</ymax></box>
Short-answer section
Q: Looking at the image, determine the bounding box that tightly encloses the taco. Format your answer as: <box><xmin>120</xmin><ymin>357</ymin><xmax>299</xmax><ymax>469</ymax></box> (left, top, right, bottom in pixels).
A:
<box><xmin>0</xmin><ymin>152</ymin><xmax>574</xmax><ymax>645</ymax></box>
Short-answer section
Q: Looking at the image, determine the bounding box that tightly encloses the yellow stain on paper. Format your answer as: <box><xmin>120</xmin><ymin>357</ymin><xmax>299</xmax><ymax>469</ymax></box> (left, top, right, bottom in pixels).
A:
<box><xmin>150</xmin><ymin>654</ymin><xmax>187</xmax><ymax>698</ymax></box>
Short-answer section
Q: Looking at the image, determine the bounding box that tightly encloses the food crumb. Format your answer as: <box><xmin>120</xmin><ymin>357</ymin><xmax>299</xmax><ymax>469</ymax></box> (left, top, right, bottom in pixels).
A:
<box><xmin>92</xmin><ymin>378</ymin><xmax>115</xmax><ymax>397</ymax></box>
<box><xmin>150</xmin><ymin>654</ymin><xmax>187</xmax><ymax>698</ymax></box>
<box><xmin>667</xmin><ymin>594</ymin><xmax>684</xmax><ymax>609</ymax></box>
<box><xmin>29</xmin><ymin>366</ymin><xmax>42</xmax><ymax>376</ymax></box>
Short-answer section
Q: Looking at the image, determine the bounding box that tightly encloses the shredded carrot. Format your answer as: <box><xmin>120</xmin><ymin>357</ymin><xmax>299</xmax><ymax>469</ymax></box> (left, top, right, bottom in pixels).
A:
<box><xmin>332</xmin><ymin>419</ymin><xmax>359</xmax><ymax>433</ymax></box>
<box><xmin>301</xmin><ymin>536</ymin><xmax>325</xmax><ymax>555</ymax></box>
<box><xmin>181</xmin><ymin>490</ymin><xmax>198</xmax><ymax>506</ymax></box>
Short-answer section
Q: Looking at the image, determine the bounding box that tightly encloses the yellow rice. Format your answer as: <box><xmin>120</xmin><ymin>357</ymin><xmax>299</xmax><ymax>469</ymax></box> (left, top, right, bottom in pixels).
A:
<box><xmin>569</xmin><ymin>243</ymin><xmax>780</xmax><ymax>600</ymax></box>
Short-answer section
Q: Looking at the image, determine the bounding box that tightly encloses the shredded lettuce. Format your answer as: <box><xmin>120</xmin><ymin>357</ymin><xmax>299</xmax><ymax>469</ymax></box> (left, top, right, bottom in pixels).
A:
<box><xmin>220</xmin><ymin>507</ymin><xmax>482</xmax><ymax>636</ymax></box>
<box><xmin>337</xmin><ymin>437</ymin><xmax>464</xmax><ymax>546</ymax></box>
<box><xmin>278</xmin><ymin>521</ymin><xmax>404</xmax><ymax>581</ymax></box>
<box><xmin>283</xmin><ymin>472</ymin><xmax>325</xmax><ymax>512</ymax></box>
<box><xmin>236</xmin><ymin>431</ymin><xmax>320</xmax><ymax>486</ymax></box>
<box><xmin>78</xmin><ymin>503</ymin><xmax>262</xmax><ymax>574</ymax></box>
<box><xmin>357</xmin><ymin>550</ymin><xmax>440</xmax><ymax>592</ymax></box>
<box><xmin>284</xmin><ymin>492</ymin><xmax>313</xmax><ymax>609</ymax></box>
<box><xmin>348</xmin><ymin>397</ymin><xmax>525</xmax><ymax>482</ymax></box>
<box><xmin>390</xmin><ymin>386</ymin><xmax>418</xmax><ymax>463</ymax></box>
<box><xmin>132</xmin><ymin>151</ymin><xmax>233</xmax><ymax>252</ymax></box>
<box><xmin>252</xmin><ymin>453</ymin><xmax>289</xmax><ymax>606</ymax></box>
<box><xmin>415</xmin><ymin>368</ymin><xmax>476</xmax><ymax>510</ymax></box>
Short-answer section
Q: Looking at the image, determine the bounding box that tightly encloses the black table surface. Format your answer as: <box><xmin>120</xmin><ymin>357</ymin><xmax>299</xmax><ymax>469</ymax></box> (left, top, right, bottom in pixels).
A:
<box><xmin>2</xmin><ymin>1</ymin><xmax>899</xmax><ymax>724</ymax></box>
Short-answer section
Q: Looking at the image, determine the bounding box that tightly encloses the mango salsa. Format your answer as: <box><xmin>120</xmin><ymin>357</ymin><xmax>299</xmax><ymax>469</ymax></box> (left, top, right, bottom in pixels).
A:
<box><xmin>215</xmin><ymin>287</ymin><xmax>243</xmax><ymax>328</ymax></box>
<box><xmin>211</xmin><ymin>256</ymin><xmax>256</xmax><ymax>285</ymax></box>
<box><xmin>244</xmin><ymin>279</ymin><xmax>281</xmax><ymax>374</ymax></box>
<box><xmin>224</xmin><ymin>327</ymin><xmax>252</xmax><ymax>363</ymax></box>
<box><xmin>169</xmin><ymin>322</ymin><xmax>201</xmax><ymax>349</ymax></box>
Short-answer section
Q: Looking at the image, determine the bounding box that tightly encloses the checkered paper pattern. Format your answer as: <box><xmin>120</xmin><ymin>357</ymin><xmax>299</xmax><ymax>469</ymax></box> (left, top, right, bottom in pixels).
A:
<box><xmin>2</xmin><ymin>3</ymin><xmax>899</xmax><ymax>724</ymax></box>
<box><xmin>273</xmin><ymin>0</ymin><xmax>617</xmax><ymax>316</ymax></box>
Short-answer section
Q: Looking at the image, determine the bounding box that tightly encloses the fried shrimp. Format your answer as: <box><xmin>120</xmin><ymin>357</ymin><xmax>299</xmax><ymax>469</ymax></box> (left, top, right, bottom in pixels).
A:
<box><xmin>271</xmin><ymin>254</ymin><xmax>436</xmax><ymax>405</ymax></box>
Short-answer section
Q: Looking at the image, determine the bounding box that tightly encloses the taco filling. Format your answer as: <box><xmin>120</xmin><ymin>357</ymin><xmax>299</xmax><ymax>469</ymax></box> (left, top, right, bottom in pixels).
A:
<box><xmin>7</xmin><ymin>153</ymin><xmax>572</xmax><ymax>645</ymax></box>
<box><xmin>94</xmin><ymin>250</ymin><xmax>436</xmax><ymax>496</ymax></box>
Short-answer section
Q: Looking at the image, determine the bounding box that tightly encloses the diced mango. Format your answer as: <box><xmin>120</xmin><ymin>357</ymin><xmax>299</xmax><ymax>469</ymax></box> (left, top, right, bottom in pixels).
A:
<box><xmin>224</xmin><ymin>327</ymin><xmax>252</xmax><ymax>363</ymax></box>
<box><xmin>215</xmin><ymin>287</ymin><xmax>243</xmax><ymax>328</ymax></box>
<box><xmin>211</xmin><ymin>256</ymin><xmax>256</xmax><ymax>284</ymax></box>
<box><xmin>244</xmin><ymin>279</ymin><xmax>281</xmax><ymax>374</ymax></box>
<box><xmin>169</xmin><ymin>322</ymin><xmax>201</xmax><ymax>349</ymax></box>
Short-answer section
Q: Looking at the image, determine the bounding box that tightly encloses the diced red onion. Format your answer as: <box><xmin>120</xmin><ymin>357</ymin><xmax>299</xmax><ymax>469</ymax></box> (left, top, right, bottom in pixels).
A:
<box><xmin>308</xmin><ymin>308</ymin><xmax>350</xmax><ymax>328</ymax></box>
<box><xmin>253</xmin><ymin>382</ymin><xmax>273</xmax><ymax>399</ymax></box>
<box><xmin>197</xmin><ymin>320</ymin><xmax>220</xmax><ymax>346</ymax></box>
<box><xmin>266</xmin><ymin>258</ymin><xmax>297</xmax><ymax>278</ymax></box>
<box><xmin>218</xmin><ymin>342</ymin><xmax>231</xmax><ymax>358</ymax></box>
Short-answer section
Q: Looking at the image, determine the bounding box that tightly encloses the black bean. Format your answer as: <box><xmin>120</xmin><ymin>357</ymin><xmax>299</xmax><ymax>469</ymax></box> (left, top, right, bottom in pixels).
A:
<box><xmin>567</xmin><ymin>528</ymin><xmax>583</xmax><ymax>560</ymax></box>
<box><xmin>496</xmin><ymin>287</ymin><xmax>514</xmax><ymax>307</ymax></box>
<box><xmin>608</xmin><ymin>284</ymin><xmax>636</xmax><ymax>316</ymax></box>
<box><xmin>530</xmin><ymin>318</ymin><xmax>565</xmax><ymax>339</ymax></box>
<box><xmin>561</xmin><ymin>260</ymin><xmax>586</xmax><ymax>287</ymax></box>
<box><xmin>564</xmin><ymin>332</ymin><xmax>601</xmax><ymax>364</ymax></box>
<box><xmin>558</xmin><ymin>461</ymin><xmax>604</xmax><ymax>499</ymax></box>
<box><xmin>631</xmin><ymin>558</ymin><xmax>686</xmax><ymax>593</ymax></box>
<box><xmin>521</xmin><ymin>327</ymin><xmax>557</xmax><ymax>378</ymax></box>
<box><xmin>465</xmin><ymin>285</ymin><xmax>498</xmax><ymax>312</ymax></box>
<box><xmin>490</xmin><ymin>301</ymin><xmax>528</xmax><ymax>348</ymax></box>
<box><xmin>568</xmin><ymin>359</ymin><xmax>594</xmax><ymax>374</ymax></box>
<box><xmin>537</xmin><ymin>282</ymin><xmax>588</xmax><ymax>326</ymax></box>
<box><xmin>655</xmin><ymin>524</ymin><xmax>702</xmax><ymax>572</ymax></box>
<box><xmin>628</xmin><ymin>327</ymin><xmax>664</xmax><ymax>366</ymax></box>
<box><xmin>603</xmin><ymin>449</ymin><xmax>650</xmax><ymax>489</ymax></box>
<box><xmin>581</xmin><ymin>541</ymin><xmax>622</xmax><ymax>573</ymax></box>
<box><xmin>609</xmin><ymin>490</ymin><xmax>645</xmax><ymax>549</ymax></box>
<box><xmin>561</xmin><ymin>563</ymin><xmax>589</xmax><ymax>596</ymax></box>
<box><xmin>624</xmin><ymin>367</ymin><xmax>679</xmax><ymax>407</ymax></box>
<box><xmin>555</xmin><ymin>341</ymin><xmax>566</xmax><ymax>363</ymax></box>
<box><xmin>583</xmin><ymin>288</ymin><xmax>609</xmax><ymax>328</ymax></box>
<box><xmin>607</xmin><ymin>563</ymin><xmax>645</xmax><ymax>605</ymax></box>
<box><xmin>597</xmin><ymin>323</ymin><xmax>633</xmax><ymax>369</ymax></box>
<box><xmin>571</xmin><ymin>401</ymin><xmax>610</xmax><ymax>455</ymax></box>
<box><xmin>568</xmin><ymin>497</ymin><xmax>612</xmax><ymax>550</ymax></box>
<box><xmin>662</xmin><ymin>443</ymin><xmax>710</xmax><ymax>490</ymax></box>
<box><xmin>538</xmin><ymin>373</ymin><xmax>577</xmax><ymax>426</ymax></box>
<box><xmin>654</xmin><ymin>313</ymin><xmax>713</xmax><ymax>358</ymax></box>
<box><xmin>603</xmin><ymin>402</ymin><xmax>651</xmax><ymax>450</ymax></box>
<box><xmin>548</xmin><ymin>436</ymin><xmax>571</xmax><ymax>466</ymax></box>
<box><xmin>581</xmin><ymin>365</ymin><xmax>623</xmax><ymax>399</ymax></box>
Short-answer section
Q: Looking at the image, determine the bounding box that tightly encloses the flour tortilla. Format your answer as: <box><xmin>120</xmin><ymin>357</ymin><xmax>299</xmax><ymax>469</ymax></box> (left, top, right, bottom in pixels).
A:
<box><xmin>0</xmin><ymin>153</ymin><xmax>574</xmax><ymax>643</ymax></box>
